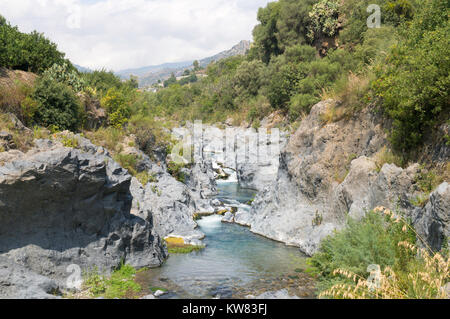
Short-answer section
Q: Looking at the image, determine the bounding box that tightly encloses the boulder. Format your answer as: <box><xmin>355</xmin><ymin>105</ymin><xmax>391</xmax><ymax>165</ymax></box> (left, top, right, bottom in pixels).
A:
<box><xmin>413</xmin><ymin>182</ymin><xmax>450</xmax><ymax>251</ymax></box>
<box><xmin>244</xmin><ymin>100</ymin><xmax>449</xmax><ymax>255</ymax></box>
<box><xmin>0</xmin><ymin>140</ymin><xmax>166</xmax><ymax>297</ymax></box>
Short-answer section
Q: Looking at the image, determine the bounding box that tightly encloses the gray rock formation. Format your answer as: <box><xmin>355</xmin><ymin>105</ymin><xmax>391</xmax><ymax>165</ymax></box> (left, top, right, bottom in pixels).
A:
<box><xmin>130</xmin><ymin>174</ymin><xmax>204</xmax><ymax>245</ymax></box>
<box><xmin>0</xmin><ymin>138</ymin><xmax>167</xmax><ymax>298</ymax></box>
<box><xmin>238</xmin><ymin>100</ymin><xmax>449</xmax><ymax>255</ymax></box>
<box><xmin>0</xmin><ymin>256</ymin><xmax>61</xmax><ymax>299</ymax></box>
<box><xmin>413</xmin><ymin>182</ymin><xmax>450</xmax><ymax>251</ymax></box>
<box><xmin>172</xmin><ymin>124</ymin><xmax>287</xmax><ymax>191</ymax></box>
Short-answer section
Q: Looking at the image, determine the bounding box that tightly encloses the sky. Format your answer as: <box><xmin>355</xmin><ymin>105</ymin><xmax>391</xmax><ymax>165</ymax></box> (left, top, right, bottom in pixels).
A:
<box><xmin>0</xmin><ymin>0</ymin><xmax>272</xmax><ymax>71</ymax></box>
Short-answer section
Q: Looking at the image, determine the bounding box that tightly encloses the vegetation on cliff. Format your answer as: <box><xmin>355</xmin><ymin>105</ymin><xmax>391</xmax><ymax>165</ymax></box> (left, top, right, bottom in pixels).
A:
<box><xmin>0</xmin><ymin>1</ymin><xmax>448</xmax><ymax>300</ymax></box>
<box><xmin>308</xmin><ymin>207</ymin><xmax>449</xmax><ymax>299</ymax></box>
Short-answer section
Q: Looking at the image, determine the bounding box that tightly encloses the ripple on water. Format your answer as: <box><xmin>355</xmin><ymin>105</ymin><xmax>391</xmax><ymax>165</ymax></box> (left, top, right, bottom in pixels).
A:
<box><xmin>139</xmin><ymin>183</ymin><xmax>310</xmax><ymax>299</ymax></box>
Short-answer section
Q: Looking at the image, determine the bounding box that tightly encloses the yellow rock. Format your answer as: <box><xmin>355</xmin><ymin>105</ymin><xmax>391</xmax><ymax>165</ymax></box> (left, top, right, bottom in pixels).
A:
<box><xmin>216</xmin><ymin>209</ymin><xmax>229</xmax><ymax>216</ymax></box>
<box><xmin>164</xmin><ymin>237</ymin><xmax>185</xmax><ymax>246</ymax></box>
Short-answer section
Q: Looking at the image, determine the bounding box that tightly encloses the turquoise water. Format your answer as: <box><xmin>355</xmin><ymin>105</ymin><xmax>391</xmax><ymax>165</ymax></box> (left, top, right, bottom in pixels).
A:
<box><xmin>140</xmin><ymin>182</ymin><xmax>308</xmax><ymax>299</ymax></box>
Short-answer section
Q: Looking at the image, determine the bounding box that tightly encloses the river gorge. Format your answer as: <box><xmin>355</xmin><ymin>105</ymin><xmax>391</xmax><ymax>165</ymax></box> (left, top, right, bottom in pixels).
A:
<box><xmin>136</xmin><ymin>181</ymin><xmax>313</xmax><ymax>299</ymax></box>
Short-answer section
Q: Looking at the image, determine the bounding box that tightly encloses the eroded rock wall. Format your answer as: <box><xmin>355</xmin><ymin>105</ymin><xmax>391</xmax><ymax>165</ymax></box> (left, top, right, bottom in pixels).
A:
<box><xmin>238</xmin><ymin>100</ymin><xmax>449</xmax><ymax>255</ymax></box>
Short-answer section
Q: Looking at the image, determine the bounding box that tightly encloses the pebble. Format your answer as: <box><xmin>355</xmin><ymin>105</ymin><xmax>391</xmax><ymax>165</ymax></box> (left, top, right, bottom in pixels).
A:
<box><xmin>154</xmin><ymin>290</ymin><xmax>167</xmax><ymax>297</ymax></box>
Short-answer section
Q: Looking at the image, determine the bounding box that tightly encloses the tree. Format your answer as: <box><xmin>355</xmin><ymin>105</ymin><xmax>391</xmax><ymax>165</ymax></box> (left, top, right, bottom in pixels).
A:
<box><xmin>276</xmin><ymin>0</ymin><xmax>315</xmax><ymax>50</ymax></box>
<box><xmin>193</xmin><ymin>60</ymin><xmax>199</xmax><ymax>70</ymax></box>
<box><xmin>32</xmin><ymin>75</ymin><xmax>81</xmax><ymax>131</ymax></box>
<box><xmin>252</xmin><ymin>1</ymin><xmax>281</xmax><ymax>63</ymax></box>
<box><xmin>164</xmin><ymin>73</ymin><xmax>177</xmax><ymax>88</ymax></box>
<box><xmin>373</xmin><ymin>0</ymin><xmax>450</xmax><ymax>152</ymax></box>
<box><xmin>101</xmin><ymin>87</ymin><xmax>131</xmax><ymax>128</ymax></box>
<box><xmin>127</xmin><ymin>75</ymin><xmax>139</xmax><ymax>89</ymax></box>
<box><xmin>82</xmin><ymin>69</ymin><xmax>123</xmax><ymax>95</ymax></box>
<box><xmin>0</xmin><ymin>16</ymin><xmax>68</xmax><ymax>73</ymax></box>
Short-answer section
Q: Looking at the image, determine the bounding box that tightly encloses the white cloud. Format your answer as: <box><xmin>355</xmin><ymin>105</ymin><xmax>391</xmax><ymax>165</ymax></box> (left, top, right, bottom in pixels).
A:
<box><xmin>0</xmin><ymin>0</ymin><xmax>271</xmax><ymax>71</ymax></box>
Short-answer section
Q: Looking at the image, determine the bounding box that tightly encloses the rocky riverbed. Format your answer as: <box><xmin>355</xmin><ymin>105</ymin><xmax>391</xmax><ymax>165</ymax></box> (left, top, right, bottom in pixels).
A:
<box><xmin>0</xmin><ymin>100</ymin><xmax>448</xmax><ymax>298</ymax></box>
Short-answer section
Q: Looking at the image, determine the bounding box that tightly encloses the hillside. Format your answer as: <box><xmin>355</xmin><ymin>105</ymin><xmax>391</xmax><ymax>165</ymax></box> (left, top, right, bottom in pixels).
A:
<box><xmin>0</xmin><ymin>0</ymin><xmax>449</xmax><ymax>300</ymax></box>
<box><xmin>117</xmin><ymin>40</ymin><xmax>251</xmax><ymax>87</ymax></box>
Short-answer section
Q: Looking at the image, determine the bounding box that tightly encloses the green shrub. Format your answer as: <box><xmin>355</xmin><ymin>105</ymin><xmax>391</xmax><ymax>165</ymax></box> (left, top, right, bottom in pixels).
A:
<box><xmin>315</xmin><ymin>207</ymin><xmax>449</xmax><ymax>299</ymax></box>
<box><xmin>308</xmin><ymin>209</ymin><xmax>416</xmax><ymax>295</ymax></box>
<box><xmin>101</xmin><ymin>88</ymin><xmax>131</xmax><ymax>128</ymax></box>
<box><xmin>167</xmin><ymin>161</ymin><xmax>187</xmax><ymax>183</ymax></box>
<box><xmin>372</xmin><ymin>0</ymin><xmax>449</xmax><ymax>153</ymax></box>
<box><xmin>232</xmin><ymin>60</ymin><xmax>265</xmax><ymax>98</ymax></box>
<box><xmin>288</xmin><ymin>93</ymin><xmax>319</xmax><ymax>121</ymax></box>
<box><xmin>0</xmin><ymin>17</ymin><xmax>69</xmax><ymax>73</ymax></box>
<box><xmin>42</xmin><ymin>63</ymin><xmax>85</xmax><ymax>92</ymax></box>
<box><xmin>113</xmin><ymin>153</ymin><xmax>140</xmax><ymax>176</ymax></box>
<box><xmin>32</xmin><ymin>75</ymin><xmax>81</xmax><ymax>131</ymax></box>
<box><xmin>307</xmin><ymin>0</ymin><xmax>340</xmax><ymax>43</ymax></box>
<box><xmin>82</xmin><ymin>69</ymin><xmax>123</xmax><ymax>96</ymax></box>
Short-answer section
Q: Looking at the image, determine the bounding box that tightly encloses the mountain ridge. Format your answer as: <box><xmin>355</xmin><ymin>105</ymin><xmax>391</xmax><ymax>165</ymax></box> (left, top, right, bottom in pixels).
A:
<box><xmin>117</xmin><ymin>40</ymin><xmax>251</xmax><ymax>87</ymax></box>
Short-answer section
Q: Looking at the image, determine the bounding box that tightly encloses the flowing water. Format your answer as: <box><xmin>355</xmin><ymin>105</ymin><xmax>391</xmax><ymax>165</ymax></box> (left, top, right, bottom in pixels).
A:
<box><xmin>137</xmin><ymin>181</ymin><xmax>312</xmax><ymax>299</ymax></box>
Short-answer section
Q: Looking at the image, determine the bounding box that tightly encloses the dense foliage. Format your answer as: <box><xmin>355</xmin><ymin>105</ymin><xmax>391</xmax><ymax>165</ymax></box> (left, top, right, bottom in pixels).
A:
<box><xmin>31</xmin><ymin>75</ymin><xmax>82</xmax><ymax>131</ymax></box>
<box><xmin>373</xmin><ymin>0</ymin><xmax>450</xmax><ymax>152</ymax></box>
<box><xmin>309</xmin><ymin>207</ymin><xmax>449</xmax><ymax>299</ymax></box>
<box><xmin>0</xmin><ymin>14</ymin><xmax>70</xmax><ymax>73</ymax></box>
<box><xmin>0</xmin><ymin>0</ymin><xmax>448</xmax><ymax>164</ymax></box>
<box><xmin>308</xmin><ymin>210</ymin><xmax>416</xmax><ymax>294</ymax></box>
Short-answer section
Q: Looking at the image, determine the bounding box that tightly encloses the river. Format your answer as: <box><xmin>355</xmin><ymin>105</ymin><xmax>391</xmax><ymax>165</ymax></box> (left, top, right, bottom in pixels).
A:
<box><xmin>136</xmin><ymin>181</ymin><xmax>315</xmax><ymax>299</ymax></box>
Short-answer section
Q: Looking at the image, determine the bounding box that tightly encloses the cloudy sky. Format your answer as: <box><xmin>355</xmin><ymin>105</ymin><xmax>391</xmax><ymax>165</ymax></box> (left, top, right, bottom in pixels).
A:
<box><xmin>0</xmin><ymin>0</ymin><xmax>271</xmax><ymax>71</ymax></box>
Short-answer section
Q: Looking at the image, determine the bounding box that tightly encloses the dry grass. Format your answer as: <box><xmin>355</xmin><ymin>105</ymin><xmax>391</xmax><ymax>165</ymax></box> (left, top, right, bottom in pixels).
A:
<box><xmin>319</xmin><ymin>207</ymin><xmax>449</xmax><ymax>299</ymax></box>
<box><xmin>320</xmin><ymin>72</ymin><xmax>371</xmax><ymax>124</ymax></box>
<box><xmin>0</xmin><ymin>113</ymin><xmax>34</xmax><ymax>152</ymax></box>
<box><xmin>0</xmin><ymin>68</ymin><xmax>37</xmax><ymax>121</ymax></box>
<box><xmin>374</xmin><ymin>146</ymin><xmax>405</xmax><ymax>171</ymax></box>
<box><xmin>84</xmin><ymin>127</ymin><xmax>125</xmax><ymax>153</ymax></box>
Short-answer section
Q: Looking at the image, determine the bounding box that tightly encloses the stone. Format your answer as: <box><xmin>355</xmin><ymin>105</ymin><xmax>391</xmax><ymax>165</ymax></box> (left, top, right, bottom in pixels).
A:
<box><xmin>221</xmin><ymin>212</ymin><xmax>234</xmax><ymax>223</ymax></box>
<box><xmin>154</xmin><ymin>290</ymin><xmax>166</xmax><ymax>297</ymax></box>
<box><xmin>242</xmin><ymin>100</ymin><xmax>448</xmax><ymax>255</ymax></box>
<box><xmin>0</xmin><ymin>140</ymin><xmax>166</xmax><ymax>298</ymax></box>
<box><xmin>413</xmin><ymin>182</ymin><xmax>450</xmax><ymax>251</ymax></box>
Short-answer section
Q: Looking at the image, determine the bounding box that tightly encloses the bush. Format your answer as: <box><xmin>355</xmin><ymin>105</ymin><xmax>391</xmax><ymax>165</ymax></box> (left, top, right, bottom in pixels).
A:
<box><xmin>128</xmin><ymin>115</ymin><xmax>170</xmax><ymax>158</ymax></box>
<box><xmin>32</xmin><ymin>75</ymin><xmax>81</xmax><ymax>131</ymax></box>
<box><xmin>372</xmin><ymin>0</ymin><xmax>450</xmax><ymax>153</ymax></box>
<box><xmin>113</xmin><ymin>153</ymin><xmax>140</xmax><ymax>176</ymax></box>
<box><xmin>232</xmin><ymin>60</ymin><xmax>265</xmax><ymax>98</ymax></box>
<box><xmin>101</xmin><ymin>88</ymin><xmax>131</xmax><ymax>128</ymax></box>
<box><xmin>289</xmin><ymin>93</ymin><xmax>319</xmax><ymax>121</ymax></box>
<box><xmin>82</xmin><ymin>69</ymin><xmax>123</xmax><ymax>96</ymax></box>
<box><xmin>308</xmin><ymin>209</ymin><xmax>416</xmax><ymax>295</ymax></box>
<box><xmin>315</xmin><ymin>207</ymin><xmax>449</xmax><ymax>299</ymax></box>
<box><xmin>307</xmin><ymin>0</ymin><xmax>340</xmax><ymax>43</ymax></box>
<box><xmin>0</xmin><ymin>17</ymin><xmax>68</xmax><ymax>73</ymax></box>
<box><xmin>42</xmin><ymin>63</ymin><xmax>85</xmax><ymax>92</ymax></box>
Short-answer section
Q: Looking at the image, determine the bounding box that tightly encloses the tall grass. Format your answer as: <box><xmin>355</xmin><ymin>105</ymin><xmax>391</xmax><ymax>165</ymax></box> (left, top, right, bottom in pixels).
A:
<box><xmin>311</xmin><ymin>207</ymin><xmax>449</xmax><ymax>299</ymax></box>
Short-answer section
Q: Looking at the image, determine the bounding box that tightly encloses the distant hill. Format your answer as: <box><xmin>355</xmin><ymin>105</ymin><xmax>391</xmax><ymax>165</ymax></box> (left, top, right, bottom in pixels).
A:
<box><xmin>117</xmin><ymin>40</ymin><xmax>251</xmax><ymax>87</ymax></box>
<box><xmin>74</xmin><ymin>64</ymin><xmax>92</xmax><ymax>73</ymax></box>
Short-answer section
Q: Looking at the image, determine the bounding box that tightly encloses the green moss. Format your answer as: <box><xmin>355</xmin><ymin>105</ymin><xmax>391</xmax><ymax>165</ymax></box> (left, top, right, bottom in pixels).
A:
<box><xmin>61</xmin><ymin>135</ymin><xmax>79</xmax><ymax>148</ymax></box>
<box><xmin>135</xmin><ymin>171</ymin><xmax>158</xmax><ymax>186</ymax></box>
<box><xmin>167</xmin><ymin>245</ymin><xmax>205</xmax><ymax>254</ymax></box>
<box><xmin>83</xmin><ymin>264</ymin><xmax>141</xmax><ymax>299</ymax></box>
<box><xmin>167</xmin><ymin>161</ymin><xmax>188</xmax><ymax>183</ymax></box>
